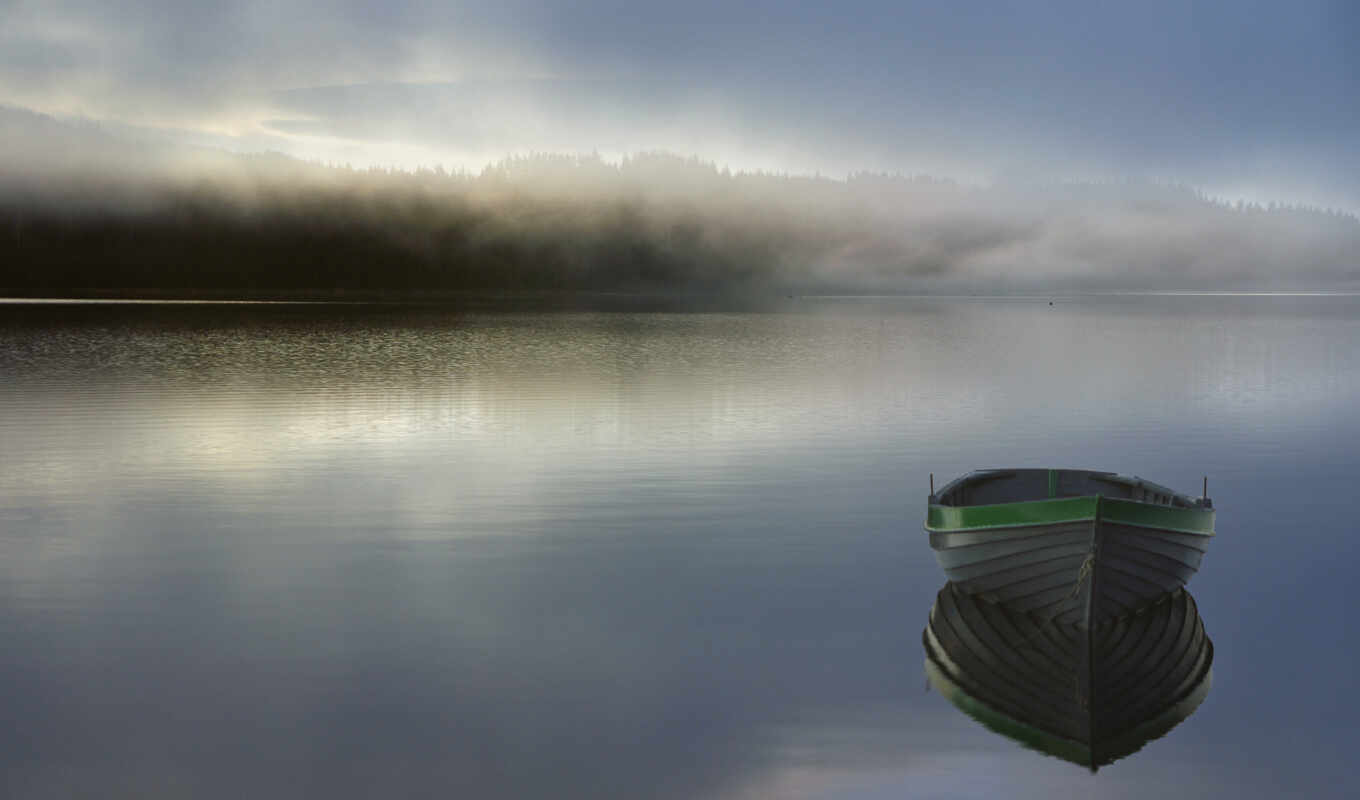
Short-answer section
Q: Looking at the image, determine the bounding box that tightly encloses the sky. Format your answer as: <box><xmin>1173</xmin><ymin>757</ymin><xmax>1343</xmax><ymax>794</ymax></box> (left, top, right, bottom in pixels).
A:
<box><xmin>1</xmin><ymin>1</ymin><xmax>1357</xmax><ymax>210</ymax></box>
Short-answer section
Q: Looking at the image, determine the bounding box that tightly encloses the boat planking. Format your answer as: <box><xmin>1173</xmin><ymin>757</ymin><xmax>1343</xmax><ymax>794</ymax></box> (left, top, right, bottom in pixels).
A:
<box><xmin>924</xmin><ymin>582</ymin><xmax>1213</xmax><ymax>771</ymax></box>
<box><xmin>926</xmin><ymin>469</ymin><xmax>1213</xmax><ymax>626</ymax></box>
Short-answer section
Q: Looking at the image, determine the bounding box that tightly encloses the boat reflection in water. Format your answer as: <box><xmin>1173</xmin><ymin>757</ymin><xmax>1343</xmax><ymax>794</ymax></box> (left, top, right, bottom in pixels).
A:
<box><xmin>923</xmin><ymin>582</ymin><xmax>1213</xmax><ymax>771</ymax></box>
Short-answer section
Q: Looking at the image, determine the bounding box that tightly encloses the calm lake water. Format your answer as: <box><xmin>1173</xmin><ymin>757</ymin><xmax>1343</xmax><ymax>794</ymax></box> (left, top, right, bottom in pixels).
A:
<box><xmin>2</xmin><ymin>296</ymin><xmax>1358</xmax><ymax>798</ymax></box>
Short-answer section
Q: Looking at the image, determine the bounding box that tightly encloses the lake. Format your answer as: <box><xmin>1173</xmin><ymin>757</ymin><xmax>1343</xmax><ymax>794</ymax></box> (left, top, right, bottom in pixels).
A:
<box><xmin>2</xmin><ymin>295</ymin><xmax>1357</xmax><ymax>798</ymax></box>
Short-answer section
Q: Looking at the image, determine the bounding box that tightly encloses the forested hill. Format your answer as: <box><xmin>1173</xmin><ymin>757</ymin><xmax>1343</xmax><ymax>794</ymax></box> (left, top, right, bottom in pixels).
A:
<box><xmin>2</xmin><ymin>109</ymin><xmax>1358</xmax><ymax>298</ymax></box>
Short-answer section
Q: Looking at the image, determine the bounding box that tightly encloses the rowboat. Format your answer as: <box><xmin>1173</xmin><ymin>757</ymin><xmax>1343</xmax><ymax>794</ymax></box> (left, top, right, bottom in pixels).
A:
<box><xmin>926</xmin><ymin>469</ymin><xmax>1213</xmax><ymax>626</ymax></box>
<box><xmin>923</xmin><ymin>582</ymin><xmax>1213</xmax><ymax>771</ymax></box>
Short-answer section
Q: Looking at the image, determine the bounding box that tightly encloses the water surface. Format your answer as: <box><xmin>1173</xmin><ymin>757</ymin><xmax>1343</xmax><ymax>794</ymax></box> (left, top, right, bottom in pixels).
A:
<box><xmin>2</xmin><ymin>296</ymin><xmax>1357</xmax><ymax>798</ymax></box>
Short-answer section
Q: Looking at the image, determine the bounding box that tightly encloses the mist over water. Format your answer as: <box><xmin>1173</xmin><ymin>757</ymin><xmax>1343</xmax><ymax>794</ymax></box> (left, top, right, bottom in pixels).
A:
<box><xmin>2</xmin><ymin>296</ymin><xmax>1358</xmax><ymax>798</ymax></box>
<box><xmin>3</xmin><ymin>107</ymin><xmax>1358</xmax><ymax>296</ymax></box>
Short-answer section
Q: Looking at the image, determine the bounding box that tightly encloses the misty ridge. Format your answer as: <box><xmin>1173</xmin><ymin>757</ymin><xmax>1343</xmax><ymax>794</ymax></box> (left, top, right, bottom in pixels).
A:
<box><xmin>2</xmin><ymin>107</ymin><xmax>1357</xmax><ymax>297</ymax></box>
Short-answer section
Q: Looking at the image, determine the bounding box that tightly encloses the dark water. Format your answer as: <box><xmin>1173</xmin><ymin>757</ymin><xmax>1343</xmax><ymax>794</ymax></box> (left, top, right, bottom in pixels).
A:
<box><xmin>2</xmin><ymin>296</ymin><xmax>1357</xmax><ymax>798</ymax></box>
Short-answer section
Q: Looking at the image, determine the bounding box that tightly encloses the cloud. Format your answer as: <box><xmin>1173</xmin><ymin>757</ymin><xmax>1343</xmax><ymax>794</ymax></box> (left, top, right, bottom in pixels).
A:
<box><xmin>1</xmin><ymin>2</ymin><xmax>1357</xmax><ymax>208</ymax></box>
<box><xmin>1</xmin><ymin>108</ymin><xmax>1357</xmax><ymax>293</ymax></box>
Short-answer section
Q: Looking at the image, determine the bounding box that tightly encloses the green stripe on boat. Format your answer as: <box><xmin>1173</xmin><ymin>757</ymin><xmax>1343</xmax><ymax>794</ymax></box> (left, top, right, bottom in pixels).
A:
<box><xmin>927</xmin><ymin>496</ymin><xmax>1098</xmax><ymax>531</ymax></box>
<box><xmin>926</xmin><ymin>495</ymin><xmax>1213</xmax><ymax>535</ymax></box>
<box><xmin>1101</xmin><ymin>498</ymin><xmax>1215</xmax><ymax>535</ymax></box>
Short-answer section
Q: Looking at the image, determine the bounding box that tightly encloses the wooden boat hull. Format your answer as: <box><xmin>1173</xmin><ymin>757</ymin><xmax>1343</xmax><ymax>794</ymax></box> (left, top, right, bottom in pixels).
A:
<box><xmin>923</xmin><ymin>582</ymin><xmax>1213</xmax><ymax>771</ymax></box>
<box><xmin>926</xmin><ymin>494</ymin><xmax>1213</xmax><ymax>626</ymax></box>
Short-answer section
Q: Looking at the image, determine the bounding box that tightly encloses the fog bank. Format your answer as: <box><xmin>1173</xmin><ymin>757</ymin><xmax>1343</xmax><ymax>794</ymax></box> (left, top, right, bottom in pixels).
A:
<box><xmin>2</xmin><ymin>108</ymin><xmax>1357</xmax><ymax>296</ymax></box>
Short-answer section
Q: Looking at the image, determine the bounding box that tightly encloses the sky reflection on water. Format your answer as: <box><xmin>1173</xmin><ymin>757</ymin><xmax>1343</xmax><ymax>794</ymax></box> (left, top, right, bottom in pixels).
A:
<box><xmin>1</xmin><ymin>297</ymin><xmax>1358</xmax><ymax>798</ymax></box>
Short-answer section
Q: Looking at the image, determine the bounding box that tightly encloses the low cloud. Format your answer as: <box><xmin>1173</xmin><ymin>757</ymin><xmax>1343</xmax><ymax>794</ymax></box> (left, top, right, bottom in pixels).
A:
<box><xmin>1</xmin><ymin>107</ymin><xmax>1357</xmax><ymax>295</ymax></box>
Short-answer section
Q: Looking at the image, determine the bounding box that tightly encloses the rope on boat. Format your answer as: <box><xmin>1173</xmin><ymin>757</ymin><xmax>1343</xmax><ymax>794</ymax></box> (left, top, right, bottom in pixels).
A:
<box><xmin>1067</xmin><ymin>552</ymin><xmax>1097</xmax><ymax>600</ymax></box>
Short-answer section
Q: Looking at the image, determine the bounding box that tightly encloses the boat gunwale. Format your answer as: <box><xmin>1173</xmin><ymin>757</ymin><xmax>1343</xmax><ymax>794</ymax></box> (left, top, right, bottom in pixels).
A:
<box><xmin>926</xmin><ymin>494</ymin><xmax>1215</xmax><ymax>536</ymax></box>
<box><xmin>932</xmin><ymin>469</ymin><xmax>1207</xmax><ymax>509</ymax></box>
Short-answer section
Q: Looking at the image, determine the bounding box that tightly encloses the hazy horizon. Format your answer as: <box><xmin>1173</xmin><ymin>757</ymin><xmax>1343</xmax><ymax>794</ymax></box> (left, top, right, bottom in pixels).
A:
<box><xmin>2</xmin><ymin>104</ymin><xmax>1358</xmax><ymax>295</ymax></box>
<box><xmin>5</xmin><ymin>2</ymin><xmax>1358</xmax><ymax>293</ymax></box>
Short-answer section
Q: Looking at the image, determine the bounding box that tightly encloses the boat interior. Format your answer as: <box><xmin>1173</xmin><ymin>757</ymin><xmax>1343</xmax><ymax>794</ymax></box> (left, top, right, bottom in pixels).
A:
<box><xmin>931</xmin><ymin>469</ymin><xmax>1210</xmax><ymax>509</ymax></box>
